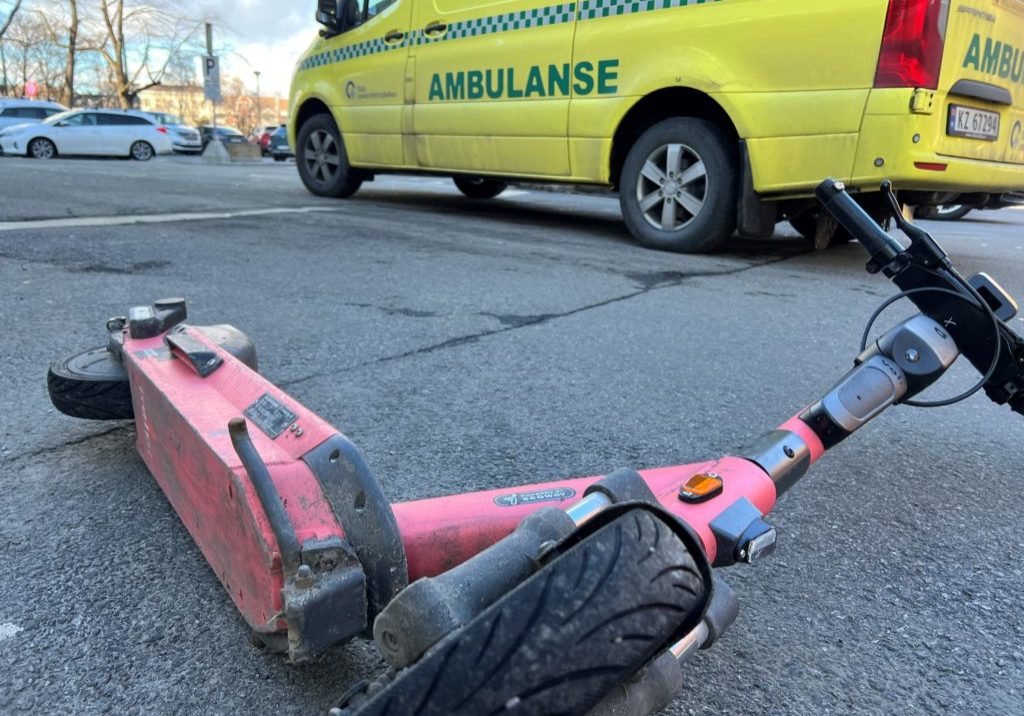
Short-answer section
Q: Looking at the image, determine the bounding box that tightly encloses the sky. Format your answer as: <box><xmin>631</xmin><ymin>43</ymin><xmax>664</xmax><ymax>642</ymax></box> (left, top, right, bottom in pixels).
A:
<box><xmin>6</xmin><ymin>0</ymin><xmax>320</xmax><ymax>97</ymax></box>
<box><xmin>192</xmin><ymin>1</ymin><xmax>319</xmax><ymax>97</ymax></box>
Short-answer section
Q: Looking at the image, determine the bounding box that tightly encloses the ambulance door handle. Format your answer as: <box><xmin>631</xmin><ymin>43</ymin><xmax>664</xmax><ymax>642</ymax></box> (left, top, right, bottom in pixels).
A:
<box><xmin>384</xmin><ymin>30</ymin><xmax>405</xmax><ymax>44</ymax></box>
<box><xmin>423</xmin><ymin>21</ymin><xmax>447</xmax><ymax>37</ymax></box>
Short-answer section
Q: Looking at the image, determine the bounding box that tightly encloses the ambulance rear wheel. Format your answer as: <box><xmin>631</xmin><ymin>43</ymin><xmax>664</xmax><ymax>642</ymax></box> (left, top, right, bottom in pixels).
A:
<box><xmin>788</xmin><ymin>209</ymin><xmax>853</xmax><ymax>250</ymax></box>
<box><xmin>296</xmin><ymin>113</ymin><xmax>363</xmax><ymax>198</ymax></box>
<box><xmin>453</xmin><ymin>176</ymin><xmax>508</xmax><ymax>199</ymax></box>
<box><xmin>620</xmin><ymin>118</ymin><xmax>737</xmax><ymax>253</ymax></box>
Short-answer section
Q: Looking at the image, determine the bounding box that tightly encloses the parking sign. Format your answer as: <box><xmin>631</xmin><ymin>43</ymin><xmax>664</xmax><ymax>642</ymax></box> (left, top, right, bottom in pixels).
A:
<box><xmin>203</xmin><ymin>56</ymin><xmax>221</xmax><ymax>103</ymax></box>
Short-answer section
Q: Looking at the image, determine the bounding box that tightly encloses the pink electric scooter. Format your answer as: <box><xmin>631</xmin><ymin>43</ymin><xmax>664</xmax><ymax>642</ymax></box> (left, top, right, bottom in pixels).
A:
<box><xmin>49</xmin><ymin>180</ymin><xmax>1024</xmax><ymax>715</ymax></box>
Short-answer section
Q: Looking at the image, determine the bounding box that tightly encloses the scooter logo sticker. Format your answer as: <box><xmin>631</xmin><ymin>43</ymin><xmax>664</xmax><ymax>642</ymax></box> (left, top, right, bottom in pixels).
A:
<box><xmin>244</xmin><ymin>393</ymin><xmax>297</xmax><ymax>439</ymax></box>
<box><xmin>134</xmin><ymin>347</ymin><xmax>171</xmax><ymax>361</ymax></box>
<box><xmin>494</xmin><ymin>487</ymin><xmax>576</xmax><ymax>507</ymax></box>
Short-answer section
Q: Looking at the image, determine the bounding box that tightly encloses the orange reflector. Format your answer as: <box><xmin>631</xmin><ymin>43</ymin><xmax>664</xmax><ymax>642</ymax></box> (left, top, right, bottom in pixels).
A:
<box><xmin>914</xmin><ymin>162</ymin><xmax>948</xmax><ymax>172</ymax></box>
<box><xmin>678</xmin><ymin>473</ymin><xmax>724</xmax><ymax>504</ymax></box>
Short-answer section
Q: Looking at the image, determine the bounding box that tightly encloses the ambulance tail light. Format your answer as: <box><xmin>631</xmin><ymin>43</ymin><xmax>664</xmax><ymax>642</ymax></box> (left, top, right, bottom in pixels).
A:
<box><xmin>874</xmin><ymin>0</ymin><xmax>949</xmax><ymax>90</ymax></box>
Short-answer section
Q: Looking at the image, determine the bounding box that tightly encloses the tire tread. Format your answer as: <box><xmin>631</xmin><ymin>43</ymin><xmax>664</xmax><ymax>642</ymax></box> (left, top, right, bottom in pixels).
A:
<box><xmin>47</xmin><ymin>349</ymin><xmax>134</xmax><ymax>421</ymax></box>
<box><xmin>351</xmin><ymin>509</ymin><xmax>705</xmax><ymax>716</ymax></box>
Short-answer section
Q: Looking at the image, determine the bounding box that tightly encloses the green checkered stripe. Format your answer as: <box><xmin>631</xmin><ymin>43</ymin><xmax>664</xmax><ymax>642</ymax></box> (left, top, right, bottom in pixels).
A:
<box><xmin>577</xmin><ymin>0</ymin><xmax>719</xmax><ymax>21</ymax></box>
<box><xmin>298</xmin><ymin>35</ymin><xmax>411</xmax><ymax>71</ymax></box>
<box><xmin>297</xmin><ymin>0</ymin><xmax>721</xmax><ymax>73</ymax></box>
<box><xmin>417</xmin><ymin>3</ymin><xmax>577</xmax><ymax>45</ymax></box>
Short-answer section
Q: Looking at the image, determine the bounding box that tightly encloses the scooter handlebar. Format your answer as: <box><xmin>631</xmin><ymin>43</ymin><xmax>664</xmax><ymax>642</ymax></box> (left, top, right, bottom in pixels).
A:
<box><xmin>815</xmin><ymin>178</ymin><xmax>1024</xmax><ymax>418</ymax></box>
<box><xmin>815</xmin><ymin>179</ymin><xmax>904</xmax><ymax>265</ymax></box>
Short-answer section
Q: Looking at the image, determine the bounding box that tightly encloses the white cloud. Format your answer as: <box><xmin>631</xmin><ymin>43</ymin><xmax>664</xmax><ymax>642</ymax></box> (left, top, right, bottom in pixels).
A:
<box><xmin>221</xmin><ymin>27</ymin><xmax>317</xmax><ymax>97</ymax></box>
<box><xmin>191</xmin><ymin>1</ymin><xmax>319</xmax><ymax>95</ymax></box>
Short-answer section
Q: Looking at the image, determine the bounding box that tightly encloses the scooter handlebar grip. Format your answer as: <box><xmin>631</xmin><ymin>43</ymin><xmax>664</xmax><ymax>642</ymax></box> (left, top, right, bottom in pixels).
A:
<box><xmin>815</xmin><ymin>178</ymin><xmax>903</xmax><ymax>264</ymax></box>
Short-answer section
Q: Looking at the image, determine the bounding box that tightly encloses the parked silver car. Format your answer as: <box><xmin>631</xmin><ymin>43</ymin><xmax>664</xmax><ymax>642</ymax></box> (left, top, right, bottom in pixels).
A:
<box><xmin>141</xmin><ymin>111</ymin><xmax>202</xmax><ymax>154</ymax></box>
<box><xmin>0</xmin><ymin>99</ymin><xmax>67</xmax><ymax>129</ymax></box>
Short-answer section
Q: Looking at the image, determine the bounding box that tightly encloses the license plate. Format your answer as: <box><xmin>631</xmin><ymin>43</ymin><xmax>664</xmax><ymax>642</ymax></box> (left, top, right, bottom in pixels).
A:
<box><xmin>948</xmin><ymin>104</ymin><xmax>1000</xmax><ymax>141</ymax></box>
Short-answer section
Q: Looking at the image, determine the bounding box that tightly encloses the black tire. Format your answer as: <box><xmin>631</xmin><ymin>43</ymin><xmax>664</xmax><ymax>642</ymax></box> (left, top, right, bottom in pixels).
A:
<box><xmin>453</xmin><ymin>176</ymin><xmax>508</xmax><ymax>199</ymax></box>
<box><xmin>619</xmin><ymin>118</ymin><xmax>737</xmax><ymax>253</ymax></box>
<box><xmin>273</xmin><ymin>155</ymin><xmax>286</xmax><ymax>162</ymax></box>
<box><xmin>130</xmin><ymin>141</ymin><xmax>155</xmax><ymax>161</ymax></box>
<box><xmin>788</xmin><ymin>198</ymin><xmax>896</xmax><ymax>249</ymax></box>
<box><xmin>787</xmin><ymin>209</ymin><xmax>819</xmax><ymax>241</ymax></box>
<box><xmin>789</xmin><ymin>208</ymin><xmax>857</xmax><ymax>250</ymax></box>
<box><xmin>27</xmin><ymin>137</ymin><xmax>57</xmax><ymax>159</ymax></box>
<box><xmin>47</xmin><ymin>347</ymin><xmax>133</xmax><ymax>420</ymax></box>
<box><xmin>349</xmin><ymin>509</ymin><xmax>706</xmax><ymax>716</ymax></box>
<box><xmin>295</xmin><ymin>113</ymin><xmax>363</xmax><ymax>198</ymax></box>
<box><xmin>916</xmin><ymin>204</ymin><xmax>972</xmax><ymax>221</ymax></box>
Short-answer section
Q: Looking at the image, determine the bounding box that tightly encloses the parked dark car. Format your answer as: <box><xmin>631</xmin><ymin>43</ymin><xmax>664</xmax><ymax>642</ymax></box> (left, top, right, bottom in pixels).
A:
<box><xmin>269</xmin><ymin>125</ymin><xmax>292</xmax><ymax>162</ymax></box>
<box><xmin>199</xmin><ymin>125</ymin><xmax>249</xmax><ymax>151</ymax></box>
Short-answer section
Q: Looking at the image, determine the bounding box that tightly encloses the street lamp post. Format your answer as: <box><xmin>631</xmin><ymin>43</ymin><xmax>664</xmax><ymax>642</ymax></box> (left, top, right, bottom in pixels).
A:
<box><xmin>254</xmin><ymin>70</ymin><xmax>262</xmax><ymax>129</ymax></box>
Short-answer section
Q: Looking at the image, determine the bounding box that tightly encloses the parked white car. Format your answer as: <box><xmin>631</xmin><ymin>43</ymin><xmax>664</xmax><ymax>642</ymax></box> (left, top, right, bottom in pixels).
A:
<box><xmin>0</xmin><ymin>108</ymin><xmax>173</xmax><ymax>160</ymax></box>
<box><xmin>0</xmin><ymin>99</ymin><xmax>67</xmax><ymax>129</ymax></box>
<box><xmin>141</xmin><ymin>111</ymin><xmax>202</xmax><ymax>154</ymax></box>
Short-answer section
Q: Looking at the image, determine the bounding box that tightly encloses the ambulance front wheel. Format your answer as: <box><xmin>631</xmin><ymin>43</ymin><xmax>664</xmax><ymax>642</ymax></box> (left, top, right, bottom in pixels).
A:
<box><xmin>619</xmin><ymin>118</ymin><xmax>738</xmax><ymax>253</ymax></box>
<box><xmin>296</xmin><ymin>113</ymin><xmax>364</xmax><ymax>199</ymax></box>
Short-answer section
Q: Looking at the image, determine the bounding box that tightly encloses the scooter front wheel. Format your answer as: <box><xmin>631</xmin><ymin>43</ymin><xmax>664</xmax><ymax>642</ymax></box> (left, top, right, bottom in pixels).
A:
<box><xmin>343</xmin><ymin>507</ymin><xmax>707</xmax><ymax>716</ymax></box>
<box><xmin>47</xmin><ymin>346</ymin><xmax>134</xmax><ymax>420</ymax></box>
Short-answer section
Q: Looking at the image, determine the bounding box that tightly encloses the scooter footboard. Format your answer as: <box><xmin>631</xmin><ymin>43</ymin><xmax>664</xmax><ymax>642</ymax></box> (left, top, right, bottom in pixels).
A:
<box><xmin>121</xmin><ymin>308</ymin><xmax>406</xmax><ymax>661</ymax></box>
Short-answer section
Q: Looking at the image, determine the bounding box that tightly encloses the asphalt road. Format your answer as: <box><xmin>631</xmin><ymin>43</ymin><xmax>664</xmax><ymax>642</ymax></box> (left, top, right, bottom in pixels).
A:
<box><xmin>1</xmin><ymin>156</ymin><xmax>1023</xmax><ymax>716</ymax></box>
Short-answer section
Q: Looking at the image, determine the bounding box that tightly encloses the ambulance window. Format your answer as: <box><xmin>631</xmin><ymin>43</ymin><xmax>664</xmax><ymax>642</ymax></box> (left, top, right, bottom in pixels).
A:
<box><xmin>365</xmin><ymin>0</ymin><xmax>397</xmax><ymax>20</ymax></box>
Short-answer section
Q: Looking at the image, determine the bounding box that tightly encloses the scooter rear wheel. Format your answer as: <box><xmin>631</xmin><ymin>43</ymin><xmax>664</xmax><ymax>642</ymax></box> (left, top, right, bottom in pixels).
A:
<box><xmin>344</xmin><ymin>507</ymin><xmax>707</xmax><ymax>716</ymax></box>
<box><xmin>47</xmin><ymin>346</ymin><xmax>134</xmax><ymax>420</ymax></box>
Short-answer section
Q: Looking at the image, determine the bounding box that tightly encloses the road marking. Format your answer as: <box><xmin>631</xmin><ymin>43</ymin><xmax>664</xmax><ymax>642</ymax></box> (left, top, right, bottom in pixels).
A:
<box><xmin>0</xmin><ymin>206</ymin><xmax>337</xmax><ymax>232</ymax></box>
<box><xmin>0</xmin><ymin>623</ymin><xmax>22</xmax><ymax>642</ymax></box>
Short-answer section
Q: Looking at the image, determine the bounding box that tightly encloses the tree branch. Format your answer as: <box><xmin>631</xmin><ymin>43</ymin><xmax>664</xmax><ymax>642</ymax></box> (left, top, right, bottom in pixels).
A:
<box><xmin>0</xmin><ymin>0</ymin><xmax>25</xmax><ymax>41</ymax></box>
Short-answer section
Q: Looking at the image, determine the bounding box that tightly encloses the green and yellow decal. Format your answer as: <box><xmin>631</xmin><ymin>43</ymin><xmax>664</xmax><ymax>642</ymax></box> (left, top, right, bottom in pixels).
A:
<box><xmin>427</xmin><ymin>60</ymin><xmax>619</xmax><ymax>101</ymax></box>
<box><xmin>962</xmin><ymin>33</ymin><xmax>1024</xmax><ymax>85</ymax></box>
<box><xmin>297</xmin><ymin>0</ymin><xmax>721</xmax><ymax>73</ymax></box>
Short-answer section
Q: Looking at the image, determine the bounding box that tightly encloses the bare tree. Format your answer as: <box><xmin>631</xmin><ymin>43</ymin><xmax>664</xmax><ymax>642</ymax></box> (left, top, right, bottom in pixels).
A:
<box><xmin>85</xmin><ymin>0</ymin><xmax>205</xmax><ymax>108</ymax></box>
<box><xmin>30</xmin><ymin>1</ymin><xmax>80</xmax><ymax>105</ymax></box>
<box><xmin>1</xmin><ymin>8</ymin><xmax>67</xmax><ymax>99</ymax></box>
<box><xmin>63</xmin><ymin>0</ymin><xmax>78</xmax><ymax>105</ymax></box>
<box><xmin>0</xmin><ymin>0</ymin><xmax>23</xmax><ymax>42</ymax></box>
<box><xmin>0</xmin><ymin>0</ymin><xmax>23</xmax><ymax>91</ymax></box>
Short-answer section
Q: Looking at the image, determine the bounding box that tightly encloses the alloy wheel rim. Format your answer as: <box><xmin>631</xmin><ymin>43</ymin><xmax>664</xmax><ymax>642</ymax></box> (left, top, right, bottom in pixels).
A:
<box><xmin>304</xmin><ymin>129</ymin><xmax>341</xmax><ymax>183</ymax></box>
<box><xmin>636</xmin><ymin>143</ymin><xmax>708</xmax><ymax>231</ymax></box>
<box><xmin>31</xmin><ymin>140</ymin><xmax>53</xmax><ymax>159</ymax></box>
<box><xmin>133</xmin><ymin>142</ymin><xmax>152</xmax><ymax>160</ymax></box>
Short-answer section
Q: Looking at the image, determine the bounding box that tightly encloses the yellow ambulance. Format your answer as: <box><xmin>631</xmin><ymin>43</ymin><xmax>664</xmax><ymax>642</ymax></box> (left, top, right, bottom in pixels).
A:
<box><xmin>289</xmin><ymin>0</ymin><xmax>1024</xmax><ymax>252</ymax></box>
